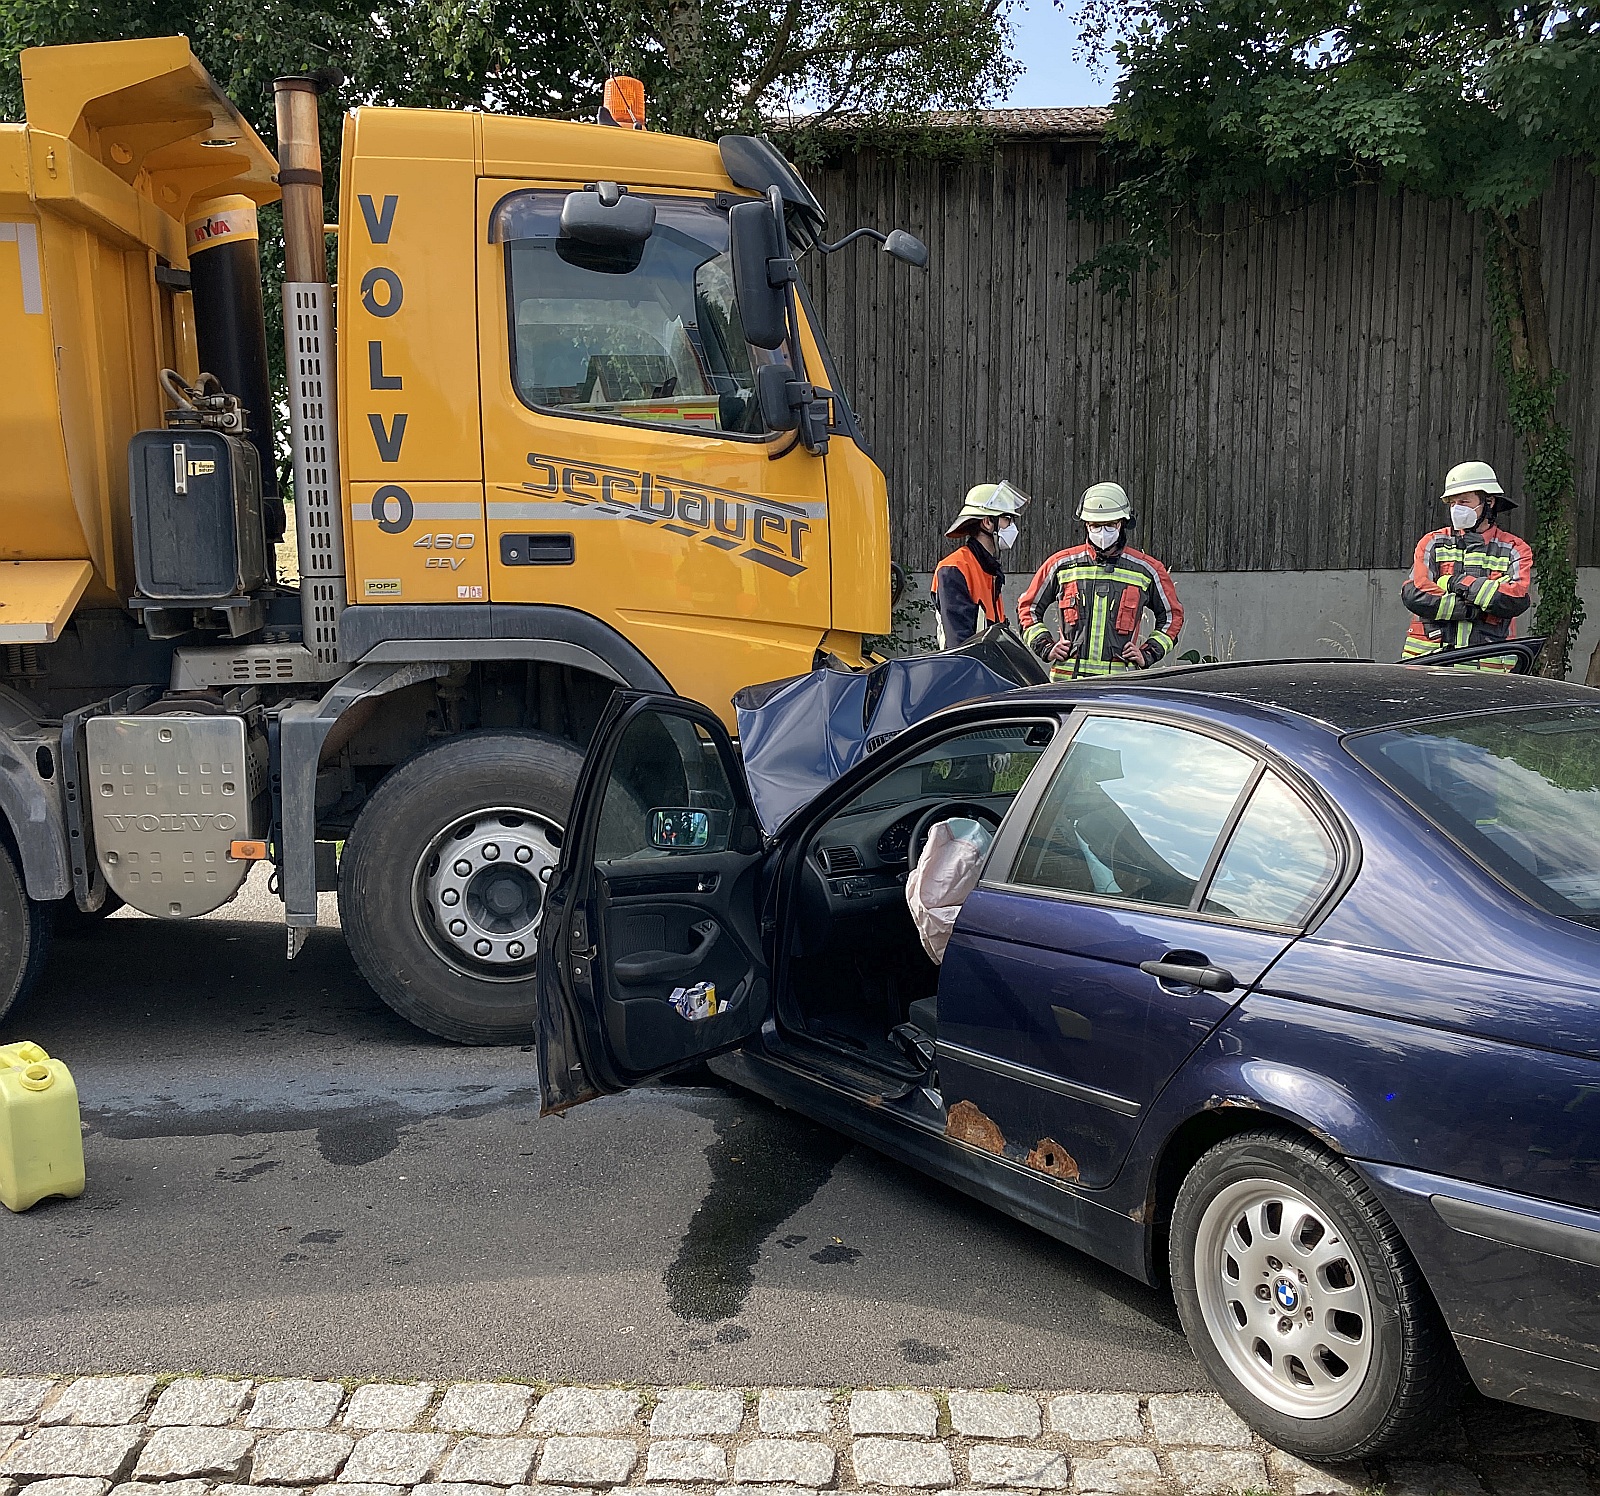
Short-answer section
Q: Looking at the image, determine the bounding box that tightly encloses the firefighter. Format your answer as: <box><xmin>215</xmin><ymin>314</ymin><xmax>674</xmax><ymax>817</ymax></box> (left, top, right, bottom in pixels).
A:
<box><xmin>1401</xmin><ymin>461</ymin><xmax>1533</xmax><ymax>664</ymax></box>
<box><xmin>931</xmin><ymin>481</ymin><xmax>1029</xmax><ymax>650</ymax></box>
<box><xmin>1019</xmin><ymin>482</ymin><xmax>1183</xmax><ymax>679</ymax></box>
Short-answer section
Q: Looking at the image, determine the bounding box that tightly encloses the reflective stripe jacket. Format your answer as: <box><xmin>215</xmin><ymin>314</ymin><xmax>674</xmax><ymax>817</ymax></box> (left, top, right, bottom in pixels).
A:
<box><xmin>1401</xmin><ymin>523</ymin><xmax>1533</xmax><ymax>661</ymax></box>
<box><xmin>931</xmin><ymin>538</ymin><xmax>1006</xmax><ymax>649</ymax></box>
<box><xmin>1018</xmin><ymin>543</ymin><xmax>1183</xmax><ymax>679</ymax></box>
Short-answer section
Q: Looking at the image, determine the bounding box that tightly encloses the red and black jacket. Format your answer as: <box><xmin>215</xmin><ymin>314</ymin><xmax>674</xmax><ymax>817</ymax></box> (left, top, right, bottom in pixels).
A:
<box><xmin>1401</xmin><ymin>522</ymin><xmax>1533</xmax><ymax>660</ymax></box>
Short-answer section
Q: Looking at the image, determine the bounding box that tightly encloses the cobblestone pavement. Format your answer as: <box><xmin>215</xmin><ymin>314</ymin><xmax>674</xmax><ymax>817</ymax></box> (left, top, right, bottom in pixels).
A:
<box><xmin>0</xmin><ymin>1377</ymin><xmax>1595</xmax><ymax>1496</ymax></box>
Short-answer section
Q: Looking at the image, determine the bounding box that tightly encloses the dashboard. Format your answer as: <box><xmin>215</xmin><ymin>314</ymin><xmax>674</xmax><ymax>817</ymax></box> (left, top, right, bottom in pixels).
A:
<box><xmin>804</xmin><ymin>791</ymin><xmax>1017</xmax><ymax>916</ymax></box>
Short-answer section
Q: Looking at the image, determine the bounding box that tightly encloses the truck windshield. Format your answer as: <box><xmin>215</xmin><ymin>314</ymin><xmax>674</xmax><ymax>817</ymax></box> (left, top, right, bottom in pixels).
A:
<box><xmin>1347</xmin><ymin>705</ymin><xmax>1600</xmax><ymax>927</ymax></box>
<box><xmin>493</xmin><ymin>191</ymin><xmax>787</xmax><ymax>438</ymax></box>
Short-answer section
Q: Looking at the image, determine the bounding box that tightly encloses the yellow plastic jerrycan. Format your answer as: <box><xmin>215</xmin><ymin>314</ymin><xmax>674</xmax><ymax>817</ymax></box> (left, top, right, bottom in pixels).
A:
<box><xmin>0</xmin><ymin>1041</ymin><xmax>86</xmax><ymax>1211</ymax></box>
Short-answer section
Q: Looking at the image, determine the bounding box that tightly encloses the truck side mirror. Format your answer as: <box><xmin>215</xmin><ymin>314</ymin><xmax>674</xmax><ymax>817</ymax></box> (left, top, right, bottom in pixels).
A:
<box><xmin>729</xmin><ymin>200</ymin><xmax>790</xmax><ymax>349</ymax></box>
<box><xmin>756</xmin><ymin>362</ymin><xmax>801</xmax><ymax>432</ymax></box>
<box><xmin>882</xmin><ymin>229</ymin><xmax>928</xmax><ymax>269</ymax></box>
<box><xmin>559</xmin><ymin>182</ymin><xmax>656</xmax><ymax>272</ymax></box>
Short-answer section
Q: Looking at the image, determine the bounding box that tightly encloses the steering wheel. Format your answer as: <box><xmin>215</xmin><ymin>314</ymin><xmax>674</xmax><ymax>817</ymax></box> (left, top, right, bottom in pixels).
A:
<box><xmin>907</xmin><ymin>801</ymin><xmax>1003</xmax><ymax>872</ymax></box>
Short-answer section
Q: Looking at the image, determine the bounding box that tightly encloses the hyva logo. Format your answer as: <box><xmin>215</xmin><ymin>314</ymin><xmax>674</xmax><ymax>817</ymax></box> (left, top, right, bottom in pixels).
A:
<box><xmin>189</xmin><ymin>217</ymin><xmax>234</xmax><ymax>245</ymax></box>
<box><xmin>102</xmin><ymin>813</ymin><xmax>238</xmax><ymax>834</ymax></box>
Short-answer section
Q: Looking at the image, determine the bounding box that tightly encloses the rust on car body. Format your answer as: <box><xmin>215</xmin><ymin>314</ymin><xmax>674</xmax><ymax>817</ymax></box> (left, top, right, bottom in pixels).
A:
<box><xmin>1024</xmin><ymin>1138</ymin><xmax>1080</xmax><ymax>1181</ymax></box>
<box><xmin>946</xmin><ymin>1099</ymin><xmax>1006</xmax><ymax>1154</ymax></box>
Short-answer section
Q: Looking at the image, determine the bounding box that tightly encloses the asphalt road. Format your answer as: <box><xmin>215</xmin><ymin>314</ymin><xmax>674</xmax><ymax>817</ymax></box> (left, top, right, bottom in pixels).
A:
<box><xmin>0</xmin><ymin>873</ymin><xmax>1199</xmax><ymax>1390</ymax></box>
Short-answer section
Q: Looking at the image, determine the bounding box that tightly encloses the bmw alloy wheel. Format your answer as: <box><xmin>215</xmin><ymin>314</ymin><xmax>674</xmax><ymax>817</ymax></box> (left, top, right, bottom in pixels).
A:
<box><xmin>1192</xmin><ymin>1176</ymin><xmax>1376</xmax><ymax>1418</ymax></box>
<box><xmin>412</xmin><ymin>806</ymin><xmax>559</xmax><ymax>980</ymax></box>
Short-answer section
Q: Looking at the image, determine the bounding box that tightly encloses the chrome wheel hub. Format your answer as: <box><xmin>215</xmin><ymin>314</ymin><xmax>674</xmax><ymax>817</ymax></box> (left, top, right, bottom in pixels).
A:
<box><xmin>414</xmin><ymin>807</ymin><xmax>559</xmax><ymax>980</ymax></box>
<box><xmin>1193</xmin><ymin>1177</ymin><xmax>1375</xmax><ymax>1418</ymax></box>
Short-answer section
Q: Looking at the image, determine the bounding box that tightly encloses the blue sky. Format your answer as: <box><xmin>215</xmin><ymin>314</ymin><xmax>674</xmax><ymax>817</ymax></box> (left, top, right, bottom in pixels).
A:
<box><xmin>1000</xmin><ymin>3</ymin><xmax>1118</xmax><ymax>107</ymax></box>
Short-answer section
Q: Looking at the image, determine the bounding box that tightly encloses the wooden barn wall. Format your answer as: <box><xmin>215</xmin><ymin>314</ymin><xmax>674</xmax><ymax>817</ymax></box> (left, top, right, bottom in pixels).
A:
<box><xmin>801</xmin><ymin>145</ymin><xmax>1600</xmax><ymax>579</ymax></box>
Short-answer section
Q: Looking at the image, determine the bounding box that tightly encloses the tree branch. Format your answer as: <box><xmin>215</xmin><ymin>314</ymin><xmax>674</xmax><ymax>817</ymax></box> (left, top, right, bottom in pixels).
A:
<box><xmin>742</xmin><ymin>0</ymin><xmax>805</xmax><ymax>102</ymax></box>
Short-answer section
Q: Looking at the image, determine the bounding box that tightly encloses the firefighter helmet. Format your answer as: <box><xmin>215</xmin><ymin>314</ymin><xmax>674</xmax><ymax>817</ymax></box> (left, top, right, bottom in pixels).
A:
<box><xmin>946</xmin><ymin>479</ymin><xmax>1031</xmax><ymax>537</ymax></box>
<box><xmin>1077</xmin><ymin>482</ymin><xmax>1133</xmax><ymax>523</ymax></box>
<box><xmin>1441</xmin><ymin>461</ymin><xmax>1515</xmax><ymax>508</ymax></box>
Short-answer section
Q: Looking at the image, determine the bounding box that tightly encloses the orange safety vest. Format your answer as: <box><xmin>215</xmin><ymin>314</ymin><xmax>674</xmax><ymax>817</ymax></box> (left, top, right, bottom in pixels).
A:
<box><xmin>932</xmin><ymin>543</ymin><xmax>1006</xmax><ymax>628</ymax></box>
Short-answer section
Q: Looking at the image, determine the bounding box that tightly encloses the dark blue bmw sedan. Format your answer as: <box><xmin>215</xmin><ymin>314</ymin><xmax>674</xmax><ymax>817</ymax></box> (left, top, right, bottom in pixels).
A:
<box><xmin>535</xmin><ymin>660</ymin><xmax>1600</xmax><ymax>1460</ymax></box>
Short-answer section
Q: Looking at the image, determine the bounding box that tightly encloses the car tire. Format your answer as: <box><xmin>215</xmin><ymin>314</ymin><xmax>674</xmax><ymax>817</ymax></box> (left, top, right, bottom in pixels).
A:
<box><xmin>1170</xmin><ymin>1129</ymin><xmax>1458</xmax><ymax>1460</ymax></box>
<box><xmin>0</xmin><ymin>832</ymin><xmax>52</xmax><ymax>1022</ymax></box>
<box><xmin>339</xmin><ymin>731</ymin><xmax>585</xmax><ymax>1045</ymax></box>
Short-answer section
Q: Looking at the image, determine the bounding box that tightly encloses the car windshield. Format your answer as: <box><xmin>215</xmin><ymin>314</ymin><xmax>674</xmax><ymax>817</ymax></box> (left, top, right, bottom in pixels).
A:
<box><xmin>839</xmin><ymin>726</ymin><xmax>1051</xmax><ymax>815</ymax></box>
<box><xmin>494</xmin><ymin>192</ymin><xmax>784</xmax><ymax>437</ymax></box>
<box><xmin>1348</xmin><ymin>705</ymin><xmax>1600</xmax><ymax>927</ymax></box>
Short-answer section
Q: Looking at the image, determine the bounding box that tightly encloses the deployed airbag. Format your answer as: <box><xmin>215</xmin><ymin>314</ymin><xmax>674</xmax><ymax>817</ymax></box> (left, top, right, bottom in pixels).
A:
<box><xmin>905</xmin><ymin>817</ymin><xmax>994</xmax><ymax>963</ymax></box>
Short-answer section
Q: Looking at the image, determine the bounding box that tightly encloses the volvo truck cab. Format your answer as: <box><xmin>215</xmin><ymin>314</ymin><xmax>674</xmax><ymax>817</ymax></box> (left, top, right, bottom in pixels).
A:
<box><xmin>0</xmin><ymin>37</ymin><xmax>923</xmax><ymax>1041</ymax></box>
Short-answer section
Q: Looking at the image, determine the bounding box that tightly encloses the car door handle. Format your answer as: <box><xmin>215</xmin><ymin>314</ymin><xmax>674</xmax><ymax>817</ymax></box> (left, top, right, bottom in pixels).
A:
<box><xmin>613</xmin><ymin>919</ymin><xmax>721</xmax><ymax>982</ymax></box>
<box><xmin>1139</xmin><ymin>957</ymin><xmax>1236</xmax><ymax>993</ymax></box>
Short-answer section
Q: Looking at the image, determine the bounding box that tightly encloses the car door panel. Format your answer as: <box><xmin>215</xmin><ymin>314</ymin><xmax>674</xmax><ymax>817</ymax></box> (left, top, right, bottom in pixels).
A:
<box><xmin>932</xmin><ymin>712</ymin><xmax>1342</xmax><ymax>1191</ymax></box>
<box><xmin>536</xmin><ymin>692</ymin><xmax>767</xmax><ymax>1112</ymax></box>
<box><xmin>939</xmin><ymin>889</ymin><xmax>1295</xmax><ymax>1188</ymax></box>
<box><xmin>595</xmin><ymin>858</ymin><xmax>768</xmax><ymax>1068</ymax></box>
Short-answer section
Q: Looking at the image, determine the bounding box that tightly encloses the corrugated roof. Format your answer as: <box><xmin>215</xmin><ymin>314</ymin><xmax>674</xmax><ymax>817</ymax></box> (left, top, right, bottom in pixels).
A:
<box><xmin>774</xmin><ymin>106</ymin><xmax>1111</xmax><ymax>139</ymax></box>
<box><xmin>931</xmin><ymin>107</ymin><xmax>1111</xmax><ymax>137</ymax></box>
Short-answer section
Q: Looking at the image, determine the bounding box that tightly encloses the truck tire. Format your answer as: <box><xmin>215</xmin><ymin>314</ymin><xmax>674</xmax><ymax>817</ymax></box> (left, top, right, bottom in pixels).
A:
<box><xmin>0</xmin><ymin>833</ymin><xmax>52</xmax><ymax>1022</ymax></box>
<box><xmin>339</xmin><ymin>731</ymin><xmax>585</xmax><ymax>1044</ymax></box>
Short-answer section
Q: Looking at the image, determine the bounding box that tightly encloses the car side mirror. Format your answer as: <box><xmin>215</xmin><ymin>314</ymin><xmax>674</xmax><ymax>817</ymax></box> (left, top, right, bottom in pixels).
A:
<box><xmin>729</xmin><ymin>199</ymin><xmax>790</xmax><ymax>349</ymax></box>
<box><xmin>559</xmin><ymin>182</ymin><xmax>656</xmax><ymax>273</ymax></box>
<box><xmin>882</xmin><ymin>228</ymin><xmax>928</xmax><ymax>269</ymax></box>
<box><xmin>650</xmin><ymin>808</ymin><xmax>711</xmax><ymax>850</ymax></box>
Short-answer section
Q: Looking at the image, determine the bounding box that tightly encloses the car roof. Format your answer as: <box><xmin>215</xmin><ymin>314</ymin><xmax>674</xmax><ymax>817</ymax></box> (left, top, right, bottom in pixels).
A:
<box><xmin>1026</xmin><ymin>660</ymin><xmax>1599</xmax><ymax>733</ymax></box>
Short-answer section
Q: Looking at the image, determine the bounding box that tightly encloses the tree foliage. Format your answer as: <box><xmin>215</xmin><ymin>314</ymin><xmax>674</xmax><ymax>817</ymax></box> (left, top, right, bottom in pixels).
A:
<box><xmin>1068</xmin><ymin>0</ymin><xmax>1600</xmax><ymax>675</ymax></box>
<box><xmin>1</xmin><ymin>0</ymin><xmax>1012</xmax><ymax>496</ymax></box>
<box><xmin>600</xmin><ymin>0</ymin><xmax>1015</xmax><ymax>138</ymax></box>
<box><xmin>0</xmin><ymin>0</ymin><xmax>1014</xmax><ymax>146</ymax></box>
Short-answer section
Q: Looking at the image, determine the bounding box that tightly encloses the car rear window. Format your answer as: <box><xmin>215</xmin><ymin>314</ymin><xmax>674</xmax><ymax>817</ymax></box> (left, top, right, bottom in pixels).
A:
<box><xmin>1347</xmin><ymin>705</ymin><xmax>1600</xmax><ymax>927</ymax></box>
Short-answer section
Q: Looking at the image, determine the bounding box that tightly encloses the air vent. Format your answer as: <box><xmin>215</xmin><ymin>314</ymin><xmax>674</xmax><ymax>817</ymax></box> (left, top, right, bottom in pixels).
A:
<box><xmin>819</xmin><ymin>845</ymin><xmax>863</xmax><ymax>874</ymax></box>
<box><xmin>865</xmin><ymin>731</ymin><xmax>898</xmax><ymax>754</ymax></box>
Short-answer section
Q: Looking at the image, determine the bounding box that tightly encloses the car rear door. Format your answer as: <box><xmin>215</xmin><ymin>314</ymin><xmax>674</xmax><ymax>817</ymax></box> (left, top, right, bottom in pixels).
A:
<box><xmin>938</xmin><ymin>710</ymin><xmax>1344</xmax><ymax>1188</ymax></box>
<box><xmin>536</xmin><ymin>692</ymin><xmax>770</xmax><ymax>1112</ymax></box>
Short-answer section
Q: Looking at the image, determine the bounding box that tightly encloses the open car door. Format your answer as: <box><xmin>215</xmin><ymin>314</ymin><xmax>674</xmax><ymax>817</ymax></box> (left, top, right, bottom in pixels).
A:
<box><xmin>1401</xmin><ymin>636</ymin><xmax>1546</xmax><ymax>674</ymax></box>
<box><xmin>536</xmin><ymin>692</ymin><xmax>770</xmax><ymax>1113</ymax></box>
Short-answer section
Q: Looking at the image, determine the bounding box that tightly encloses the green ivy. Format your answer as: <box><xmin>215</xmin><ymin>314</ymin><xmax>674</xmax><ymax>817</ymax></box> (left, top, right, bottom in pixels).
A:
<box><xmin>1483</xmin><ymin>216</ymin><xmax>1582</xmax><ymax>677</ymax></box>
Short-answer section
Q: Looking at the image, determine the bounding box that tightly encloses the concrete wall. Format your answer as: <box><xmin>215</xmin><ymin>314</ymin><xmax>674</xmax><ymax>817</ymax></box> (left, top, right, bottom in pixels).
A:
<box><xmin>891</xmin><ymin>568</ymin><xmax>1600</xmax><ymax>677</ymax></box>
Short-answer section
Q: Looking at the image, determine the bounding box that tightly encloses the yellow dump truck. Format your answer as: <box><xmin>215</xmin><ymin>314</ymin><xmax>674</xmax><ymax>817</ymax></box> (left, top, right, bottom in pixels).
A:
<box><xmin>0</xmin><ymin>37</ymin><xmax>918</xmax><ymax>1040</ymax></box>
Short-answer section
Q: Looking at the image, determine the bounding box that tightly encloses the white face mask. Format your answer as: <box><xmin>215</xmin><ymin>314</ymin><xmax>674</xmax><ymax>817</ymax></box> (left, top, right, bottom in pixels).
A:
<box><xmin>1450</xmin><ymin>502</ymin><xmax>1483</xmax><ymax>532</ymax></box>
<box><xmin>1087</xmin><ymin>523</ymin><xmax>1121</xmax><ymax>551</ymax></box>
<box><xmin>995</xmin><ymin>520</ymin><xmax>1018</xmax><ymax>550</ymax></box>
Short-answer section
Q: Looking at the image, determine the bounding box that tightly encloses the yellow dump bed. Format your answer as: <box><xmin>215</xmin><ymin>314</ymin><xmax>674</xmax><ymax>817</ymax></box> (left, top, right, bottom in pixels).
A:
<box><xmin>0</xmin><ymin>38</ymin><xmax>278</xmax><ymax>621</ymax></box>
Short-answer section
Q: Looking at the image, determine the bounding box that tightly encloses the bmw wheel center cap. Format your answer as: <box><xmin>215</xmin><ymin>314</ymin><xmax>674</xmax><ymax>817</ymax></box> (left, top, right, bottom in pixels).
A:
<box><xmin>1274</xmin><ymin>1278</ymin><xmax>1300</xmax><ymax>1312</ymax></box>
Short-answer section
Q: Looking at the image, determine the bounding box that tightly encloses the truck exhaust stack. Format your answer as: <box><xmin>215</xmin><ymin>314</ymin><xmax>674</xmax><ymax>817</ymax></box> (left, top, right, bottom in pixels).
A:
<box><xmin>274</xmin><ymin>72</ymin><xmax>348</xmax><ymax>668</ymax></box>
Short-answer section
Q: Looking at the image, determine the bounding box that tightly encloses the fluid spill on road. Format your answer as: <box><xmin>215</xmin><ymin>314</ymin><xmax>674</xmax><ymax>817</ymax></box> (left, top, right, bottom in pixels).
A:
<box><xmin>83</xmin><ymin>1084</ymin><xmax>541</xmax><ymax>1165</ymax></box>
<box><xmin>664</xmin><ymin>1098</ymin><xmax>849</xmax><ymax>1323</ymax></box>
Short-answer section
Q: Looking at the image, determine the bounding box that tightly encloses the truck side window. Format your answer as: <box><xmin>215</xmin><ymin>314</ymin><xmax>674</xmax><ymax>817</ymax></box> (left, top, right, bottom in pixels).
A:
<box><xmin>492</xmin><ymin>190</ymin><xmax>785</xmax><ymax>439</ymax></box>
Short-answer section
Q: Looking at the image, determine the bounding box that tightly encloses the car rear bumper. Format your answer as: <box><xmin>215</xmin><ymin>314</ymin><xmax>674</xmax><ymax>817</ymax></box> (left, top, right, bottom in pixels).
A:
<box><xmin>1364</xmin><ymin>1161</ymin><xmax>1600</xmax><ymax>1421</ymax></box>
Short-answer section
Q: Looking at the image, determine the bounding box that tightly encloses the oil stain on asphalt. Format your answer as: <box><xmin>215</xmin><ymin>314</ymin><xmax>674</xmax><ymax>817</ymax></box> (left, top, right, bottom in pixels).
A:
<box><xmin>664</xmin><ymin>1096</ymin><xmax>851</xmax><ymax>1323</ymax></box>
<box><xmin>81</xmin><ymin>1085</ymin><xmax>542</xmax><ymax>1167</ymax></box>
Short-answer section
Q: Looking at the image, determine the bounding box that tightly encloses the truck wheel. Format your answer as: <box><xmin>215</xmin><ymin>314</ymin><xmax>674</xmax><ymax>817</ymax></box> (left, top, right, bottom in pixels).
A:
<box><xmin>339</xmin><ymin>731</ymin><xmax>584</xmax><ymax>1044</ymax></box>
<box><xmin>0</xmin><ymin>834</ymin><xmax>52</xmax><ymax>1021</ymax></box>
<box><xmin>1170</xmin><ymin>1129</ymin><xmax>1458</xmax><ymax>1460</ymax></box>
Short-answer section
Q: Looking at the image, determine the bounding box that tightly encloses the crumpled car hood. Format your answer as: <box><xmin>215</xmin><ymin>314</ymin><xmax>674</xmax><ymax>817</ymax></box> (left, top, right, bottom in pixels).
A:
<box><xmin>733</xmin><ymin>627</ymin><xmax>1047</xmax><ymax>834</ymax></box>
